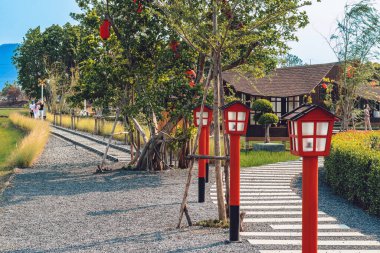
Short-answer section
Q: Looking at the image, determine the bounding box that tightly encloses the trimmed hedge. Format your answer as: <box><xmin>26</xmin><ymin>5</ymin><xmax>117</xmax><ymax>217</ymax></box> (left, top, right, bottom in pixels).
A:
<box><xmin>325</xmin><ymin>131</ymin><xmax>380</xmax><ymax>216</ymax></box>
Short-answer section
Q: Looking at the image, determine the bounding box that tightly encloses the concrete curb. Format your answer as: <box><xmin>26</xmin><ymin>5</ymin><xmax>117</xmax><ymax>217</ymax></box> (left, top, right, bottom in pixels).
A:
<box><xmin>51</xmin><ymin>131</ymin><xmax>119</xmax><ymax>162</ymax></box>
<box><xmin>52</xmin><ymin>125</ymin><xmax>131</xmax><ymax>154</ymax></box>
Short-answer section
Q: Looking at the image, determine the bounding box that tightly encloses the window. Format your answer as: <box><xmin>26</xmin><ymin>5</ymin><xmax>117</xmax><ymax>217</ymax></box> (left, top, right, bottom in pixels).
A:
<box><xmin>270</xmin><ymin>97</ymin><xmax>282</xmax><ymax>117</ymax></box>
<box><xmin>241</xmin><ymin>93</ymin><xmax>246</xmax><ymax>104</ymax></box>
<box><xmin>287</xmin><ymin>96</ymin><xmax>300</xmax><ymax>113</ymax></box>
<box><xmin>250</xmin><ymin>112</ymin><xmax>255</xmax><ymax>125</ymax></box>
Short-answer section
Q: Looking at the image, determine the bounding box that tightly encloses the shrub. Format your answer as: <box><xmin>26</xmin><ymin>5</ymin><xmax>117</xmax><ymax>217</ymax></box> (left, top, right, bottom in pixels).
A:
<box><xmin>6</xmin><ymin>113</ymin><xmax>50</xmax><ymax>168</ymax></box>
<box><xmin>252</xmin><ymin>99</ymin><xmax>278</xmax><ymax>143</ymax></box>
<box><xmin>325</xmin><ymin>130</ymin><xmax>380</xmax><ymax>216</ymax></box>
<box><xmin>258</xmin><ymin>113</ymin><xmax>279</xmax><ymax>125</ymax></box>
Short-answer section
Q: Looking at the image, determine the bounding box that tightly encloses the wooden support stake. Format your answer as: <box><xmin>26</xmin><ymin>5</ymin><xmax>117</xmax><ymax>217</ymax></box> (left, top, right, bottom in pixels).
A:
<box><xmin>186</xmin><ymin>155</ymin><xmax>229</xmax><ymax>161</ymax></box>
<box><xmin>184</xmin><ymin>205</ymin><xmax>192</xmax><ymax>226</ymax></box>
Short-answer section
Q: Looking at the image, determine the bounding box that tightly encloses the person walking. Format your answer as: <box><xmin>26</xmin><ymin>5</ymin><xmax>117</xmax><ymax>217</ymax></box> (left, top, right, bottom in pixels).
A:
<box><xmin>364</xmin><ymin>104</ymin><xmax>372</xmax><ymax>131</ymax></box>
<box><xmin>29</xmin><ymin>101</ymin><xmax>35</xmax><ymax>118</ymax></box>
<box><xmin>39</xmin><ymin>101</ymin><xmax>44</xmax><ymax>120</ymax></box>
<box><xmin>33</xmin><ymin>101</ymin><xmax>39</xmax><ymax>119</ymax></box>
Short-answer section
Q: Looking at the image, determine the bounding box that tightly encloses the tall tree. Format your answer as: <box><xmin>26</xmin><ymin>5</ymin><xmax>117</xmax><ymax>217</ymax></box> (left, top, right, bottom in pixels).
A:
<box><xmin>328</xmin><ymin>0</ymin><xmax>380</xmax><ymax>129</ymax></box>
<box><xmin>13</xmin><ymin>23</ymin><xmax>82</xmax><ymax>110</ymax></box>
<box><xmin>279</xmin><ymin>53</ymin><xmax>304</xmax><ymax>67</ymax></box>
<box><xmin>155</xmin><ymin>0</ymin><xmax>312</xmax><ymax>223</ymax></box>
<box><xmin>73</xmin><ymin>0</ymin><xmax>204</xmax><ymax>170</ymax></box>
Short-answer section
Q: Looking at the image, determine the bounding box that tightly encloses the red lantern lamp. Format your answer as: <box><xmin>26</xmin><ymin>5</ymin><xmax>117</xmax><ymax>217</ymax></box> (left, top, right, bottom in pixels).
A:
<box><xmin>282</xmin><ymin>104</ymin><xmax>339</xmax><ymax>157</ymax></box>
<box><xmin>193</xmin><ymin>105</ymin><xmax>213</xmax><ymax>203</ymax></box>
<box><xmin>221</xmin><ymin>101</ymin><xmax>251</xmax><ymax>136</ymax></box>
<box><xmin>193</xmin><ymin>105</ymin><xmax>213</xmax><ymax>127</ymax></box>
<box><xmin>99</xmin><ymin>19</ymin><xmax>111</xmax><ymax>40</ymax></box>
<box><xmin>221</xmin><ymin>100</ymin><xmax>251</xmax><ymax>242</ymax></box>
<box><xmin>282</xmin><ymin>104</ymin><xmax>339</xmax><ymax>253</ymax></box>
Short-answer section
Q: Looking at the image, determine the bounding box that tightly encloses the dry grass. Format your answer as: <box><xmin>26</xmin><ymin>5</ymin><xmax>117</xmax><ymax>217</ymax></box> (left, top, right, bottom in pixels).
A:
<box><xmin>6</xmin><ymin>113</ymin><xmax>50</xmax><ymax>168</ymax></box>
<box><xmin>46</xmin><ymin>113</ymin><xmax>147</xmax><ymax>144</ymax></box>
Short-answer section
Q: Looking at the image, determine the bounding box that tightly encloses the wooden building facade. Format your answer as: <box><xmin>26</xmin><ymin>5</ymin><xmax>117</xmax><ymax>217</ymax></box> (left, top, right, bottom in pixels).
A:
<box><xmin>223</xmin><ymin>63</ymin><xmax>341</xmax><ymax>139</ymax></box>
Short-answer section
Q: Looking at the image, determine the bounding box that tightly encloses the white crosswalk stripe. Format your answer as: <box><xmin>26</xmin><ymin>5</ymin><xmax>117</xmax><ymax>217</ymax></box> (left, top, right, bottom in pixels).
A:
<box><xmin>241</xmin><ymin>231</ymin><xmax>364</xmax><ymax>237</ymax></box>
<box><xmin>248</xmin><ymin>239</ymin><xmax>380</xmax><ymax>246</ymax></box>
<box><xmin>259</xmin><ymin>251</ymin><xmax>380</xmax><ymax>253</ymax></box>
<box><xmin>244</xmin><ymin>217</ymin><xmax>336</xmax><ymax>223</ymax></box>
<box><xmin>271</xmin><ymin>224</ymin><xmax>350</xmax><ymax>230</ymax></box>
<box><xmin>209</xmin><ymin>159</ymin><xmax>380</xmax><ymax>251</ymax></box>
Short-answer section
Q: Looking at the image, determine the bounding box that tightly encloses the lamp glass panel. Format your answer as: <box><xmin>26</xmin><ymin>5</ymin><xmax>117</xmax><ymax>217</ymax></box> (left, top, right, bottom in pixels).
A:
<box><xmin>316</xmin><ymin>122</ymin><xmax>329</xmax><ymax>135</ymax></box>
<box><xmin>228</xmin><ymin>122</ymin><xmax>236</xmax><ymax>131</ymax></box>
<box><xmin>238</xmin><ymin>112</ymin><xmax>246</xmax><ymax>121</ymax></box>
<box><xmin>228</xmin><ymin>112</ymin><xmax>236</xmax><ymax>121</ymax></box>
<box><xmin>203</xmin><ymin>119</ymin><xmax>208</xmax><ymax>126</ymax></box>
<box><xmin>302</xmin><ymin>122</ymin><xmax>314</xmax><ymax>135</ymax></box>
<box><xmin>316</xmin><ymin>138</ymin><xmax>327</xmax><ymax>152</ymax></box>
<box><xmin>295</xmin><ymin>138</ymin><xmax>298</xmax><ymax>151</ymax></box>
<box><xmin>196</xmin><ymin>119</ymin><xmax>200</xmax><ymax>126</ymax></box>
<box><xmin>294</xmin><ymin>121</ymin><xmax>298</xmax><ymax>135</ymax></box>
<box><xmin>237</xmin><ymin>122</ymin><xmax>244</xmax><ymax>131</ymax></box>
<box><xmin>196</xmin><ymin>112</ymin><xmax>208</xmax><ymax>119</ymax></box>
<box><xmin>290</xmin><ymin>122</ymin><xmax>294</xmax><ymax>135</ymax></box>
<box><xmin>303</xmin><ymin>138</ymin><xmax>314</xmax><ymax>152</ymax></box>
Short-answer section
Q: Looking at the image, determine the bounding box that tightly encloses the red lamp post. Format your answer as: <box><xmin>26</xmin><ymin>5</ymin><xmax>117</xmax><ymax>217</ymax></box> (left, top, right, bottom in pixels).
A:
<box><xmin>282</xmin><ymin>104</ymin><xmax>339</xmax><ymax>253</ymax></box>
<box><xmin>205</xmin><ymin>126</ymin><xmax>210</xmax><ymax>183</ymax></box>
<box><xmin>221</xmin><ymin>101</ymin><xmax>251</xmax><ymax>242</ymax></box>
<box><xmin>193</xmin><ymin>105</ymin><xmax>213</xmax><ymax>203</ymax></box>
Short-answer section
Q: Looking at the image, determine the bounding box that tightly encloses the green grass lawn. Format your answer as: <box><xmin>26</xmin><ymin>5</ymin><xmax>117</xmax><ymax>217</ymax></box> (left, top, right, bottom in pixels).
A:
<box><xmin>0</xmin><ymin>108</ymin><xmax>28</xmax><ymax>117</ymax></box>
<box><xmin>0</xmin><ymin>109</ymin><xmax>26</xmax><ymax>170</ymax></box>
<box><xmin>240</xmin><ymin>150</ymin><xmax>299</xmax><ymax>167</ymax></box>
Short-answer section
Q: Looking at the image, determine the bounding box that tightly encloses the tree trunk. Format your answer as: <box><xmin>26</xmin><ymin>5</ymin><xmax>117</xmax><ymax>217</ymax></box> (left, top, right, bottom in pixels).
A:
<box><xmin>212</xmin><ymin>0</ymin><xmax>227</xmax><ymax>222</ymax></box>
<box><xmin>219</xmin><ymin>53</ymin><xmax>230</xmax><ymax>218</ymax></box>
<box><xmin>178</xmin><ymin>119</ymin><xmax>190</xmax><ymax>169</ymax></box>
<box><xmin>177</xmin><ymin>67</ymin><xmax>213</xmax><ymax>228</ymax></box>
<box><xmin>98</xmin><ymin>108</ymin><xmax>121</xmax><ymax>172</ymax></box>
<box><xmin>132</xmin><ymin>117</ymin><xmax>148</xmax><ymax>145</ymax></box>
<box><xmin>265</xmin><ymin>124</ymin><xmax>270</xmax><ymax>143</ymax></box>
<box><xmin>135</xmin><ymin>117</ymin><xmax>181</xmax><ymax>171</ymax></box>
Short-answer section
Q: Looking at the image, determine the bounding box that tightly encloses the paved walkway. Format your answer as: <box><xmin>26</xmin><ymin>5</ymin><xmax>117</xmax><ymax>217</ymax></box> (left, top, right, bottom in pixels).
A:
<box><xmin>210</xmin><ymin>159</ymin><xmax>380</xmax><ymax>253</ymax></box>
<box><xmin>51</xmin><ymin>125</ymin><xmax>131</xmax><ymax>163</ymax></box>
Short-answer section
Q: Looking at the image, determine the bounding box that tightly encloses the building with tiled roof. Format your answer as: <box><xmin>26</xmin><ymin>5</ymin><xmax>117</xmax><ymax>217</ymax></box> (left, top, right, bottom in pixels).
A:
<box><xmin>223</xmin><ymin>62</ymin><xmax>380</xmax><ymax>138</ymax></box>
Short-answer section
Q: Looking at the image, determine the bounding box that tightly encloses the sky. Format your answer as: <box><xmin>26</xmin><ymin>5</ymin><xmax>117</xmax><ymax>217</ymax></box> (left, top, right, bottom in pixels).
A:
<box><xmin>0</xmin><ymin>0</ymin><xmax>379</xmax><ymax>64</ymax></box>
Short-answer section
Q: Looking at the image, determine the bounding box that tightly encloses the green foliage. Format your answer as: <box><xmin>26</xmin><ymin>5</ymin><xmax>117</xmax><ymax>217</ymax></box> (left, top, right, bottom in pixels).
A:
<box><xmin>13</xmin><ymin>23</ymin><xmax>81</xmax><ymax>107</ymax></box>
<box><xmin>328</xmin><ymin>0</ymin><xmax>380</xmax><ymax>129</ymax></box>
<box><xmin>252</xmin><ymin>99</ymin><xmax>272</xmax><ymax>121</ymax></box>
<box><xmin>279</xmin><ymin>54</ymin><xmax>304</xmax><ymax>67</ymax></box>
<box><xmin>252</xmin><ymin>99</ymin><xmax>273</xmax><ymax>112</ymax></box>
<box><xmin>325</xmin><ymin>131</ymin><xmax>380</xmax><ymax>216</ymax></box>
<box><xmin>258</xmin><ymin>113</ymin><xmax>279</xmax><ymax>125</ymax></box>
<box><xmin>157</xmin><ymin>0</ymin><xmax>311</xmax><ymax>75</ymax></box>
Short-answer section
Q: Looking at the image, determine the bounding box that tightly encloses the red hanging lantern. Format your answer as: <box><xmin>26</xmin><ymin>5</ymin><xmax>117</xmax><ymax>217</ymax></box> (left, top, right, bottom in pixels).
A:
<box><xmin>347</xmin><ymin>66</ymin><xmax>354</xmax><ymax>78</ymax></box>
<box><xmin>321</xmin><ymin>83</ymin><xmax>327</xmax><ymax>89</ymax></box>
<box><xmin>169</xmin><ymin>40</ymin><xmax>180</xmax><ymax>52</ymax></box>
<box><xmin>186</xmin><ymin>69</ymin><xmax>197</xmax><ymax>87</ymax></box>
<box><xmin>99</xmin><ymin>19</ymin><xmax>111</xmax><ymax>40</ymax></box>
<box><xmin>186</xmin><ymin>69</ymin><xmax>196</xmax><ymax>80</ymax></box>
<box><xmin>137</xmin><ymin>2</ymin><xmax>143</xmax><ymax>13</ymax></box>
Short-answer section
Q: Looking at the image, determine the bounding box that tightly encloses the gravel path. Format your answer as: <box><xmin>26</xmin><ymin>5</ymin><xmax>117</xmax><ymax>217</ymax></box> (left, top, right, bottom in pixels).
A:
<box><xmin>293</xmin><ymin>168</ymin><xmax>380</xmax><ymax>241</ymax></box>
<box><xmin>0</xmin><ymin>136</ymin><xmax>255</xmax><ymax>253</ymax></box>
